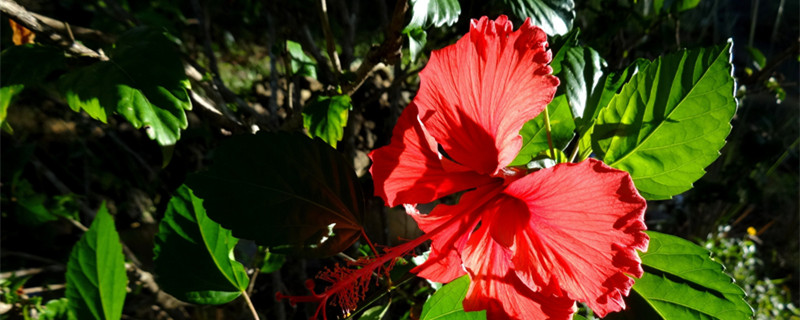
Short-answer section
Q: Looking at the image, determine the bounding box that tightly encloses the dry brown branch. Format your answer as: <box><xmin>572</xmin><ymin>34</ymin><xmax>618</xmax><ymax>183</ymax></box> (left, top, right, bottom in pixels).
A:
<box><xmin>0</xmin><ymin>0</ymin><xmax>107</xmax><ymax>59</ymax></box>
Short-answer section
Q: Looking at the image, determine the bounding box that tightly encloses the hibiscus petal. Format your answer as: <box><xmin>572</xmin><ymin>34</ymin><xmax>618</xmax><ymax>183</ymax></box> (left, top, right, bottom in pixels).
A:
<box><xmin>409</xmin><ymin>184</ymin><xmax>502</xmax><ymax>283</ymax></box>
<box><xmin>503</xmin><ymin>159</ymin><xmax>648</xmax><ymax>317</ymax></box>
<box><xmin>369</xmin><ymin>103</ymin><xmax>492</xmax><ymax>207</ymax></box>
<box><xmin>461</xmin><ymin>223</ymin><xmax>576</xmax><ymax>320</ymax></box>
<box><xmin>414</xmin><ymin>15</ymin><xmax>559</xmax><ymax>175</ymax></box>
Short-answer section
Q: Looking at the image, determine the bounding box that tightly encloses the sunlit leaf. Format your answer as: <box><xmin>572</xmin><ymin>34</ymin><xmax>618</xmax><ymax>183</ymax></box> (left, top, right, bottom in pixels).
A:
<box><xmin>407</xmin><ymin>0</ymin><xmax>461</xmax><ymax>30</ymax></box>
<box><xmin>40</xmin><ymin>298</ymin><xmax>75</xmax><ymax>320</ymax></box>
<box><xmin>286</xmin><ymin>40</ymin><xmax>317</xmax><ymax>79</ymax></box>
<box><xmin>404</xmin><ymin>0</ymin><xmax>459</xmax><ymax>63</ymax></box>
<box><xmin>593</xmin><ymin>42</ymin><xmax>736</xmax><ymax>200</ymax></box>
<box><xmin>65</xmin><ymin>204</ymin><xmax>127</xmax><ymax>320</ymax></box>
<box><xmin>153</xmin><ymin>185</ymin><xmax>249</xmax><ymax>305</ymax></box>
<box><xmin>502</xmin><ymin>0</ymin><xmax>575</xmax><ymax>36</ymax></box>
<box><xmin>577</xmin><ymin>58</ymin><xmax>650</xmax><ymax>161</ymax></box>
<box><xmin>407</xmin><ymin>27</ymin><xmax>428</xmax><ymax>63</ymax></box>
<box><xmin>186</xmin><ymin>131</ymin><xmax>365</xmax><ymax>257</ymax></box>
<box><xmin>629</xmin><ymin>231</ymin><xmax>753</xmax><ymax>319</ymax></box>
<box><xmin>59</xmin><ymin>27</ymin><xmax>191</xmax><ymax>146</ymax></box>
<box><xmin>420</xmin><ymin>275</ymin><xmax>486</xmax><ymax>320</ymax></box>
<box><xmin>302</xmin><ymin>95</ymin><xmax>352</xmax><ymax>148</ymax></box>
<box><xmin>359</xmin><ymin>303</ymin><xmax>391</xmax><ymax>320</ymax></box>
<box><xmin>511</xmin><ymin>94</ymin><xmax>575</xmax><ymax>166</ymax></box>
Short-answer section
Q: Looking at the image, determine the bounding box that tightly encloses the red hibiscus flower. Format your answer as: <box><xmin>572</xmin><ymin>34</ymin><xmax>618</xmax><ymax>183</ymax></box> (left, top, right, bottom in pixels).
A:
<box><xmin>368</xmin><ymin>15</ymin><xmax>649</xmax><ymax>319</ymax></box>
<box><xmin>277</xmin><ymin>15</ymin><xmax>648</xmax><ymax>320</ymax></box>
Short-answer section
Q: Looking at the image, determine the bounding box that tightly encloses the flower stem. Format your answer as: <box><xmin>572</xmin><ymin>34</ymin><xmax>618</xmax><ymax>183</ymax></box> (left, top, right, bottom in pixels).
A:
<box><xmin>242</xmin><ymin>290</ymin><xmax>260</xmax><ymax>320</ymax></box>
<box><xmin>543</xmin><ymin>105</ymin><xmax>556</xmax><ymax>159</ymax></box>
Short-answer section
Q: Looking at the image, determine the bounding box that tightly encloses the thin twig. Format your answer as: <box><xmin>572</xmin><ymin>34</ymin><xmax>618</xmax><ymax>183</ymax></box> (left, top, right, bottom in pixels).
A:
<box><xmin>21</xmin><ymin>284</ymin><xmax>66</xmax><ymax>295</ymax></box>
<box><xmin>0</xmin><ymin>265</ymin><xmax>64</xmax><ymax>279</ymax></box>
<box><xmin>0</xmin><ymin>0</ymin><xmax>107</xmax><ymax>59</ymax></box>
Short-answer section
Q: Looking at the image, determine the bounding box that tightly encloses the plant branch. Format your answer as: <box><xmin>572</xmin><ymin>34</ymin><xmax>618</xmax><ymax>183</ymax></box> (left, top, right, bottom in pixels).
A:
<box><xmin>242</xmin><ymin>291</ymin><xmax>260</xmax><ymax>320</ymax></box>
<box><xmin>318</xmin><ymin>0</ymin><xmax>342</xmax><ymax>75</ymax></box>
<box><xmin>0</xmin><ymin>0</ymin><xmax>107</xmax><ymax>60</ymax></box>
<box><xmin>341</xmin><ymin>0</ymin><xmax>408</xmax><ymax>96</ymax></box>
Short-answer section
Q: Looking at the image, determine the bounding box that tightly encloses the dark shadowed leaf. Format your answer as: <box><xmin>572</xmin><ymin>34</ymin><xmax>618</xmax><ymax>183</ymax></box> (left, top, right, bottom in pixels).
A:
<box><xmin>59</xmin><ymin>27</ymin><xmax>191</xmax><ymax>146</ymax></box>
<box><xmin>654</xmin><ymin>0</ymin><xmax>701</xmax><ymax>14</ymax></box>
<box><xmin>186</xmin><ymin>131</ymin><xmax>365</xmax><ymax>257</ymax></box>
<box><xmin>593</xmin><ymin>42</ymin><xmax>736</xmax><ymax>199</ymax></box>
<box><xmin>502</xmin><ymin>0</ymin><xmax>575</xmax><ymax>36</ymax></box>
<box><xmin>510</xmin><ymin>94</ymin><xmax>575</xmax><ymax>166</ymax></box>
<box><xmin>65</xmin><ymin>204</ymin><xmax>127</xmax><ymax>320</ymax></box>
<box><xmin>629</xmin><ymin>231</ymin><xmax>753</xmax><ymax>319</ymax></box>
<box><xmin>303</xmin><ymin>95</ymin><xmax>352</xmax><ymax>148</ymax></box>
<box><xmin>560</xmin><ymin>45</ymin><xmax>606</xmax><ymax>127</ymax></box>
<box><xmin>420</xmin><ymin>275</ymin><xmax>486</xmax><ymax>320</ymax></box>
<box><xmin>260</xmin><ymin>250</ymin><xmax>286</xmax><ymax>274</ymax></box>
<box><xmin>0</xmin><ymin>45</ymin><xmax>65</xmax><ymax>130</ymax></box>
<box><xmin>153</xmin><ymin>185</ymin><xmax>249</xmax><ymax>305</ymax></box>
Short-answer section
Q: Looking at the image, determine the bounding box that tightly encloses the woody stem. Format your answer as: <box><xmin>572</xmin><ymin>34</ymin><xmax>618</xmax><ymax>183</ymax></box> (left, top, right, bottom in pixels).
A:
<box><xmin>543</xmin><ymin>105</ymin><xmax>556</xmax><ymax>159</ymax></box>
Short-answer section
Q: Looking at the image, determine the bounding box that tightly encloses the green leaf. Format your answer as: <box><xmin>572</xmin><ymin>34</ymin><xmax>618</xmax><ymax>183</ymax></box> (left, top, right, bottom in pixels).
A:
<box><xmin>59</xmin><ymin>27</ymin><xmax>191</xmax><ymax>146</ymax></box>
<box><xmin>13</xmin><ymin>178</ymin><xmax>57</xmax><ymax>226</ymax></box>
<box><xmin>40</xmin><ymin>298</ymin><xmax>75</xmax><ymax>320</ymax></box>
<box><xmin>359</xmin><ymin>302</ymin><xmax>391</xmax><ymax>320</ymax></box>
<box><xmin>420</xmin><ymin>275</ymin><xmax>486</xmax><ymax>320</ymax></box>
<box><xmin>510</xmin><ymin>94</ymin><xmax>575</xmax><ymax>166</ymax></box>
<box><xmin>286</xmin><ymin>40</ymin><xmax>317</xmax><ymax>79</ymax></box>
<box><xmin>592</xmin><ymin>42</ymin><xmax>736</xmax><ymax>200</ymax></box>
<box><xmin>302</xmin><ymin>95</ymin><xmax>352</xmax><ymax>148</ymax></box>
<box><xmin>407</xmin><ymin>27</ymin><xmax>428</xmax><ymax>63</ymax></box>
<box><xmin>631</xmin><ymin>231</ymin><xmax>753</xmax><ymax>319</ymax></box>
<box><xmin>65</xmin><ymin>204</ymin><xmax>127</xmax><ymax>320</ymax></box>
<box><xmin>153</xmin><ymin>185</ymin><xmax>249</xmax><ymax>305</ymax></box>
<box><xmin>577</xmin><ymin>58</ymin><xmax>650</xmax><ymax>161</ymax></box>
<box><xmin>559</xmin><ymin>45</ymin><xmax>606</xmax><ymax>127</ymax></box>
<box><xmin>407</xmin><ymin>0</ymin><xmax>461</xmax><ymax>30</ymax></box>
<box><xmin>502</xmin><ymin>0</ymin><xmax>575</xmax><ymax>36</ymax></box>
<box><xmin>745</xmin><ymin>46</ymin><xmax>766</xmax><ymax>70</ymax></box>
<box><xmin>186</xmin><ymin>131</ymin><xmax>365</xmax><ymax>257</ymax></box>
<box><xmin>404</xmin><ymin>0</ymin><xmax>459</xmax><ymax>62</ymax></box>
<box><xmin>260</xmin><ymin>250</ymin><xmax>286</xmax><ymax>274</ymax></box>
